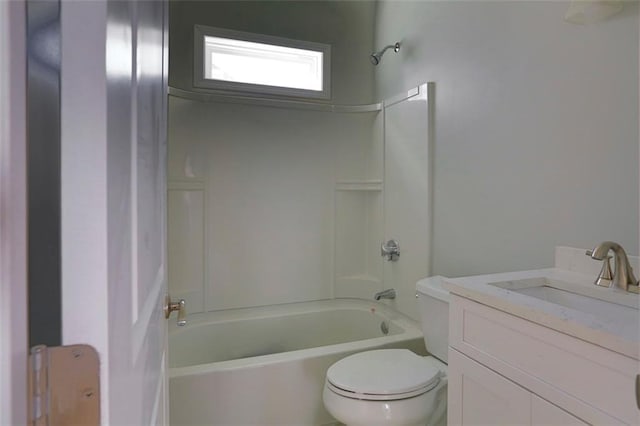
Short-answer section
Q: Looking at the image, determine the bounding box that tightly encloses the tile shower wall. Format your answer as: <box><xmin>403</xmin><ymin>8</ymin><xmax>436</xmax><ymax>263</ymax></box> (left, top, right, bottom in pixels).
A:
<box><xmin>168</xmin><ymin>97</ymin><xmax>380</xmax><ymax>312</ymax></box>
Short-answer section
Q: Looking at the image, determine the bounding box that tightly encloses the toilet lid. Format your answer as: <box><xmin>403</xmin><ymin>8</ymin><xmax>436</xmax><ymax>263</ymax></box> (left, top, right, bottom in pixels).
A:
<box><xmin>326</xmin><ymin>349</ymin><xmax>441</xmax><ymax>401</ymax></box>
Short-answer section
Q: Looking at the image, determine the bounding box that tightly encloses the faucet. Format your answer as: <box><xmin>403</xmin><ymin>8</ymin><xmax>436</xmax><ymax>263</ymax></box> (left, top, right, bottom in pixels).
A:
<box><xmin>381</xmin><ymin>240</ymin><xmax>400</xmax><ymax>261</ymax></box>
<box><xmin>374</xmin><ymin>289</ymin><xmax>396</xmax><ymax>300</ymax></box>
<box><xmin>586</xmin><ymin>241</ymin><xmax>639</xmax><ymax>293</ymax></box>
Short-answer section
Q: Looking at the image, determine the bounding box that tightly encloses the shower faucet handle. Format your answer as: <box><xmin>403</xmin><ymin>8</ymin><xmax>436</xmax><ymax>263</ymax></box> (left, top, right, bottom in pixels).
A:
<box><xmin>164</xmin><ymin>295</ymin><xmax>187</xmax><ymax>326</ymax></box>
<box><xmin>381</xmin><ymin>240</ymin><xmax>400</xmax><ymax>261</ymax></box>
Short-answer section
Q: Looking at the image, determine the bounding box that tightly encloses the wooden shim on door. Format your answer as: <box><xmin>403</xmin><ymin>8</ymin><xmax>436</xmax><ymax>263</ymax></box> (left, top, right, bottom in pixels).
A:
<box><xmin>28</xmin><ymin>344</ymin><xmax>100</xmax><ymax>425</ymax></box>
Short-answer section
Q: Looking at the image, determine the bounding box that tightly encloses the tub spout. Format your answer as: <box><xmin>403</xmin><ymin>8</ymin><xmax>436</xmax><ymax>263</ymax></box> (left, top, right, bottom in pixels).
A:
<box><xmin>374</xmin><ymin>289</ymin><xmax>396</xmax><ymax>301</ymax></box>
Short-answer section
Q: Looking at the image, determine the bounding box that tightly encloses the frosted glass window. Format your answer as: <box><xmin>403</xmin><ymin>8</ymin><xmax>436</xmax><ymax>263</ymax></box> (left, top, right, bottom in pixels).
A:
<box><xmin>204</xmin><ymin>36</ymin><xmax>324</xmax><ymax>91</ymax></box>
<box><xmin>194</xmin><ymin>26</ymin><xmax>331</xmax><ymax>99</ymax></box>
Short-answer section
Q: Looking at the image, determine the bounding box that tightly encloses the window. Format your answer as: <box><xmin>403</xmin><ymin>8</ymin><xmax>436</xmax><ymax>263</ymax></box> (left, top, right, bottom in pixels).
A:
<box><xmin>194</xmin><ymin>26</ymin><xmax>331</xmax><ymax>99</ymax></box>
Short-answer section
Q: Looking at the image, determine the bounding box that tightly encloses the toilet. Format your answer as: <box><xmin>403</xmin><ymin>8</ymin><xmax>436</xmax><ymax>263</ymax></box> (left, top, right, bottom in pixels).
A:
<box><xmin>322</xmin><ymin>276</ymin><xmax>450</xmax><ymax>426</ymax></box>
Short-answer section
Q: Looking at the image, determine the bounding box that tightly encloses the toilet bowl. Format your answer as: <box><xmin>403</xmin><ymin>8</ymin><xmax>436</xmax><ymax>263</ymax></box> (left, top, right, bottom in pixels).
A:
<box><xmin>322</xmin><ymin>276</ymin><xmax>450</xmax><ymax>426</ymax></box>
<box><xmin>323</xmin><ymin>349</ymin><xmax>447</xmax><ymax>426</ymax></box>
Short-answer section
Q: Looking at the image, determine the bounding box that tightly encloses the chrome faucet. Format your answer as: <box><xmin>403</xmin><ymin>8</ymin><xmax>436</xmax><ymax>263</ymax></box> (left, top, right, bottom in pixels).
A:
<box><xmin>374</xmin><ymin>288</ymin><xmax>396</xmax><ymax>300</ymax></box>
<box><xmin>586</xmin><ymin>242</ymin><xmax>639</xmax><ymax>293</ymax></box>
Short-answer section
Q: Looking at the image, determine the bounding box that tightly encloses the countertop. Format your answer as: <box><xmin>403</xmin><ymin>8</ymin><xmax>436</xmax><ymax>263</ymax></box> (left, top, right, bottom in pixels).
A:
<box><xmin>443</xmin><ymin>257</ymin><xmax>640</xmax><ymax>360</ymax></box>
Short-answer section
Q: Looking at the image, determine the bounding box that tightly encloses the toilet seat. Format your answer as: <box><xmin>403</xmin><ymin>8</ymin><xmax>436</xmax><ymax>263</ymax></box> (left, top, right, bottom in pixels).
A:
<box><xmin>325</xmin><ymin>349</ymin><xmax>441</xmax><ymax>401</ymax></box>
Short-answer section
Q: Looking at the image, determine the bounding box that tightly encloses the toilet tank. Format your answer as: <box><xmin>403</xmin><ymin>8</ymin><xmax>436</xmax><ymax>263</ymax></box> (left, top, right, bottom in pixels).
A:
<box><xmin>416</xmin><ymin>276</ymin><xmax>450</xmax><ymax>363</ymax></box>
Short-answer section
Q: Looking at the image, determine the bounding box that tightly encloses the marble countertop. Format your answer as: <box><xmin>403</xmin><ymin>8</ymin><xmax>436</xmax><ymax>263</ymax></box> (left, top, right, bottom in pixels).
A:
<box><xmin>443</xmin><ymin>261</ymin><xmax>640</xmax><ymax>360</ymax></box>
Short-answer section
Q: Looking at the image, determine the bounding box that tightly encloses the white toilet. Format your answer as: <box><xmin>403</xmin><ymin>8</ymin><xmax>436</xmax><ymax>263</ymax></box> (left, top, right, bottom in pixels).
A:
<box><xmin>322</xmin><ymin>277</ymin><xmax>450</xmax><ymax>426</ymax></box>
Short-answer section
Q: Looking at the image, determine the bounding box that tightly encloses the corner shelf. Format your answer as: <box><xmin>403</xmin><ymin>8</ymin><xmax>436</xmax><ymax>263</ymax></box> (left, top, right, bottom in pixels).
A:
<box><xmin>335</xmin><ymin>180</ymin><xmax>382</xmax><ymax>191</ymax></box>
<box><xmin>334</xmin><ymin>182</ymin><xmax>383</xmax><ymax>299</ymax></box>
<box><xmin>336</xmin><ymin>274</ymin><xmax>381</xmax><ymax>285</ymax></box>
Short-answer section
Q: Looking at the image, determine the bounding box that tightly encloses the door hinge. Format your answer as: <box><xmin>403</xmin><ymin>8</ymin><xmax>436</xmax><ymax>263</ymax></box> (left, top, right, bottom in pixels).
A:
<box><xmin>28</xmin><ymin>344</ymin><xmax>100</xmax><ymax>425</ymax></box>
<box><xmin>636</xmin><ymin>373</ymin><xmax>640</xmax><ymax>410</ymax></box>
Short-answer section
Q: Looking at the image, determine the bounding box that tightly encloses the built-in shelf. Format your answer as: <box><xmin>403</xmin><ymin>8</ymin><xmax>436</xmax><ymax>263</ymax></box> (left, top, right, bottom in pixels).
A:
<box><xmin>168</xmin><ymin>180</ymin><xmax>205</xmax><ymax>191</ymax></box>
<box><xmin>334</xmin><ymin>185</ymin><xmax>383</xmax><ymax>299</ymax></box>
<box><xmin>335</xmin><ymin>180</ymin><xmax>383</xmax><ymax>191</ymax></box>
<box><xmin>336</xmin><ymin>274</ymin><xmax>381</xmax><ymax>284</ymax></box>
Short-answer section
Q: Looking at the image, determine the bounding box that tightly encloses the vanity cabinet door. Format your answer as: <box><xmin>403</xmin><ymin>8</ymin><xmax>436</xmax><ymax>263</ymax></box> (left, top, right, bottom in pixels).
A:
<box><xmin>531</xmin><ymin>395</ymin><xmax>587</xmax><ymax>425</ymax></box>
<box><xmin>449</xmin><ymin>348</ymin><xmax>589</xmax><ymax>426</ymax></box>
<box><xmin>448</xmin><ymin>349</ymin><xmax>530</xmax><ymax>425</ymax></box>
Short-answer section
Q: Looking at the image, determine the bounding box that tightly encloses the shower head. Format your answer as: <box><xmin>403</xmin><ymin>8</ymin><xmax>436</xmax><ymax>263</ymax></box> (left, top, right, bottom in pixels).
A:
<box><xmin>370</xmin><ymin>42</ymin><xmax>401</xmax><ymax>66</ymax></box>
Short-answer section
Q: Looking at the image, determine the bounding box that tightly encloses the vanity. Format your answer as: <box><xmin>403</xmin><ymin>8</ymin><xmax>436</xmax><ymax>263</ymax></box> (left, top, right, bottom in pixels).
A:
<box><xmin>444</xmin><ymin>247</ymin><xmax>640</xmax><ymax>425</ymax></box>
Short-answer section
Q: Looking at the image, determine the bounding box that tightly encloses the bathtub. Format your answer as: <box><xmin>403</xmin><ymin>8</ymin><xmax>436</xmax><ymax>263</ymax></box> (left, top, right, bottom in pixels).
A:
<box><xmin>168</xmin><ymin>298</ymin><xmax>427</xmax><ymax>426</ymax></box>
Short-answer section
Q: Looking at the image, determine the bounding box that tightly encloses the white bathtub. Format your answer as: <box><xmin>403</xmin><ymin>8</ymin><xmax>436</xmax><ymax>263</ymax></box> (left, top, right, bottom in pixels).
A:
<box><xmin>168</xmin><ymin>298</ymin><xmax>427</xmax><ymax>426</ymax></box>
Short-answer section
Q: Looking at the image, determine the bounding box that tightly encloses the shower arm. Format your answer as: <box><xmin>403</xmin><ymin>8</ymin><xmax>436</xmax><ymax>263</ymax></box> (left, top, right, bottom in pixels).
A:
<box><xmin>378</xmin><ymin>43</ymin><xmax>400</xmax><ymax>56</ymax></box>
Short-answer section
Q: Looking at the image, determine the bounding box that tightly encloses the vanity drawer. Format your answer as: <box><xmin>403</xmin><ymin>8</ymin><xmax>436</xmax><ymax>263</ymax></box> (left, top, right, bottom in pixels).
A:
<box><xmin>449</xmin><ymin>295</ymin><xmax>639</xmax><ymax>425</ymax></box>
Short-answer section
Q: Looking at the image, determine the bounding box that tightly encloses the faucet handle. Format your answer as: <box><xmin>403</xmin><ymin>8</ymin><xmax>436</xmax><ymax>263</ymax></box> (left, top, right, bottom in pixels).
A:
<box><xmin>594</xmin><ymin>256</ymin><xmax>613</xmax><ymax>288</ymax></box>
<box><xmin>587</xmin><ymin>249</ymin><xmax>613</xmax><ymax>287</ymax></box>
<box><xmin>381</xmin><ymin>240</ymin><xmax>400</xmax><ymax>261</ymax></box>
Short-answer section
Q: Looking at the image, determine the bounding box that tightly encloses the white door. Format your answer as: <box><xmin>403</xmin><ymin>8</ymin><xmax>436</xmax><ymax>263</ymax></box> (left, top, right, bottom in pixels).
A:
<box><xmin>448</xmin><ymin>349</ymin><xmax>531</xmax><ymax>425</ymax></box>
<box><xmin>383</xmin><ymin>83</ymin><xmax>433</xmax><ymax>320</ymax></box>
<box><xmin>0</xmin><ymin>1</ymin><xmax>28</xmax><ymax>424</ymax></box>
<box><xmin>531</xmin><ymin>395</ymin><xmax>587</xmax><ymax>425</ymax></box>
<box><xmin>60</xmin><ymin>1</ymin><xmax>169</xmax><ymax>424</ymax></box>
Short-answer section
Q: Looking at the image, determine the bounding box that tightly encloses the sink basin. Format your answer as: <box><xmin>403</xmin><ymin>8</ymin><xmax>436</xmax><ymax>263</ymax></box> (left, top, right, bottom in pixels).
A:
<box><xmin>489</xmin><ymin>277</ymin><xmax>639</xmax><ymax>325</ymax></box>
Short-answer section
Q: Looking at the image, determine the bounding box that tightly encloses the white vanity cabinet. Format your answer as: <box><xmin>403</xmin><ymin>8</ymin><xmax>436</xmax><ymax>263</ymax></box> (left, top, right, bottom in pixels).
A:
<box><xmin>448</xmin><ymin>294</ymin><xmax>640</xmax><ymax>425</ymax></box>
<box><xmin>449</xmin><ymin>349</ymin><xmax>585</xmax><ymax>425</ymax></box>
<box><xmin>531</xmin><ymin>394</ymin><xmax>585</xmax><ymax>425</ymax></box>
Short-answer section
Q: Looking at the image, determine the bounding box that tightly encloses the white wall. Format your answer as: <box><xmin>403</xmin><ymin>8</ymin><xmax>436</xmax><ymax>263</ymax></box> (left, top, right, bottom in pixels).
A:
<box><xmin>375</xmin><ymin>0</ymin><xmax>639</xmax><ymax>277</ymax></box>
<box><xmin>60</xmin><ymin>1</ymin><xmax>110</xmax><ymax>421</ymax></box>
<box><xmin>0</xmin><ymin>1</ymin><xmax>27</xmax><ymax>424</ymax></box>
<box><xmin>169</xmin><ymin>0</ymin><xmax>376</xmax><ymax>105</ymax></box>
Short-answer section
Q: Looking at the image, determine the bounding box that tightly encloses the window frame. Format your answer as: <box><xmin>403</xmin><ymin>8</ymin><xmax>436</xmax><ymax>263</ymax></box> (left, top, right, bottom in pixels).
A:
<box><xmin>193</xmin><ymin>25</ymin><xmax>332</xmax><ymax>100</ymax></box>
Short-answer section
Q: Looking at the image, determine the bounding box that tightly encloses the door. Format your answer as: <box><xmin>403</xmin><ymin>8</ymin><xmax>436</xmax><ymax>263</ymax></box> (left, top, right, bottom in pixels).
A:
<box><xmin>531</xmin><ymin>395</ymin><xmax>586</xmax><ymax>425</ymax></box>
<box><xmin>60</xmin><ymin>1</ymin><xmax>169</xmax><ymax>424</ymax></box>
<box><xmin>382</xmin><ymin>83</ymin><xmax>434</xmax><ymax>320</ymax></box>
<box><xmin>448</xmin><ymin>349</ymin><xmax>531</xmax><ymax>425</ymax></box>
<box><xmin>448</xmin><ymin>349</ymin><xmax>588</xmax><ymax>426</ymax></box>
<box><xmin>0</xmin><ymin>1</ymin><xmax>28</xmax><ymax>424</ymax></box>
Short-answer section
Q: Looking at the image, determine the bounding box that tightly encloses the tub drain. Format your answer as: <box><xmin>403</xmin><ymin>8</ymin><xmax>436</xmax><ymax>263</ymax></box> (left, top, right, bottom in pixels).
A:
<box><xmin>380</xmin><ymin>321</ymin><xmax>389</xmax><ymax>335</ymax></box>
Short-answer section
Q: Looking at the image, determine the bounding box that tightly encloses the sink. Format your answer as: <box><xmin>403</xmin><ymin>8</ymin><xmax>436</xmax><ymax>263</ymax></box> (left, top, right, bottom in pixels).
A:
<box><xmin>489</xmin><ymin>277</ymin><xmax>639</xmax><ymax>325</ymax></box>
<box><xmin>444</xmin><ymin>263</ymin><xmax>640</xmax><ymax>358</ymax></box>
